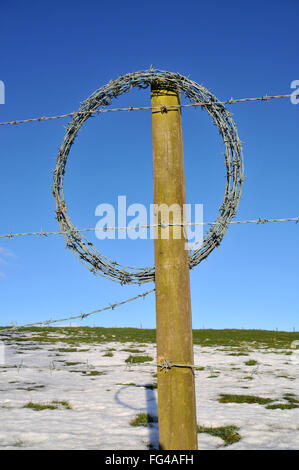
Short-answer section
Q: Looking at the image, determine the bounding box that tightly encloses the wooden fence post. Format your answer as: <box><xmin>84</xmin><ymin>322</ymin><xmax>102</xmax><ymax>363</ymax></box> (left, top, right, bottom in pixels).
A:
<box><xmin>151</xmin><ymin>83</ymin><xmax>198</xmax><ymax>450</ymax></box>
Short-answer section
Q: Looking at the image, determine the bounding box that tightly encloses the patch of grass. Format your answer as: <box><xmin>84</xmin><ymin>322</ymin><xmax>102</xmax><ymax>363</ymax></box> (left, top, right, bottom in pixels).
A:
<box><xmin>65</xmin><ymin>362</ymin><xmax>82</xmax><ymax>366</ymax></box>
<box><xmin>103</xmin><ymin>352</ymin><xmax>113</xmax><ymax>357</ymax></box>
<box><xmin>82</xmin><ymin>370</ymin><xmax>105</xmax><ymax>376</ymax></box>
<box><xmin>217</xmin><ymin>347</ymin><xmax>251</xmax><ymax>353</ymax></box>
<box><xmin>51</xmin><ymin>400</ymin><xmax>72</xmax><ymax>410</ymax></box>
<box><xmin>125</xmin><ymin>355</ymin><xmax>154</xmax><ymax>364</ymax></box>
<box><xmin>283</xmin><ymin>393</ymin><xmax>299</xmax><ymax>404</ymax></box>
<box><xmin>2</xmin><ymin>326</ymin><xmax>298</xmax><ymax>349</ymax></box>
<box><xmin>195</xmin><ymin>366</ymin><xmax>205</xmax><ymax>371</ymax></box>
<box><xmin>24</xmin><ymin>400</ymin><xmax>72</xmax><ymax>411</ymax></box>
<box><xmin>266</xmin><ymin>403</ymin><xmax>299</xmax><ymax>410</ymax></box>
<box><xmin>121</xmin><ymin>348</ymin><xmax>145</xmax><ymax>353</ymax></box>
<box><xmin>57</xmin><ymin>348</ymin><xmax>78</xmax><ymax>353</ymax></box>
<box><xmin>193</xmin><ymin>329</ymin><xmax>299</xmax><ymax>349</ymax></box>
<box><xmin>244</xmin><ymin>360</ymin><xmax>258</xmax><ymax>366</ymax></box>
<box><xmin>218</xmin><ymin>394</ymin><xmax>273</xmax><ymax>405</ymax></box>
<box><xmin>130</xmin><ymin>413</ymin><xmax>158</xmax><ymax>427</ymax></box>
<box><xmin>31</xmin><ymin>402</ymin><xmax>59</xmax><ymax>411</ymax></box>
<box><xmin>276</xmin><ymin>374</ymin><xmax>294</xmax><ymax>380</ymax></box>
<box><xmin>228</xmin><ymin>352</ymin><xmax>249</xmax><ymax>356</ymax></box>
<box><xmin>24</xmin><ymin>402</ymin><xmax>57</xmax><ymax>411</ymax></box>
<box><xmin>197</xmin><ymin>425</ymin><xmax>241</xmax><ymax>446</ymax></box>
<box><xmin>18</xmin><ymin>384</ymin><xmax>46</xmax><ymax>391</ymax></box>
<box><xmin>242</xmin><ymin>376</ymin><xmax>254</xmax><ymax>380</ymax></box>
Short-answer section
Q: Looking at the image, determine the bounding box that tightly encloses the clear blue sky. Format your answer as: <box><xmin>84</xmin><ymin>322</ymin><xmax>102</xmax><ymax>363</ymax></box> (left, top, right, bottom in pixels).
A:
<box><xmin>0</xmin><ymin>0</ymin><xmax>298</xmax><ymax>330</ymax></box>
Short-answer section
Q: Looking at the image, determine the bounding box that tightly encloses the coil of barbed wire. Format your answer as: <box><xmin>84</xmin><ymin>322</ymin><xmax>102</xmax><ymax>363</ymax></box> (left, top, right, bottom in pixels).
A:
<box><xmin>53</xmin><ymin>69</ymin><xmax>244</xmax><ymax>285</ymax></box>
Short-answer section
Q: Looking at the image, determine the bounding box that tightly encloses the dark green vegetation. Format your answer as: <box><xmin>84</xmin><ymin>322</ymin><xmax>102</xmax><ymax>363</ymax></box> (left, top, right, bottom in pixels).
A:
<box><xmin>130</xmin><ymin>414</ymin><xmax>242</xmax><ymax>447</ymax></box>
<box><xmin>130</xmin><ymin>413</ymin><xmax>158</xmax><ymax>427</ymax></box>
<box><xmin>244</xmin><ymin>360</ymin><xmax>258</xmax><ymax>366</ymax></box>
<box><xmin>121</xmin><ymin>348</ymin><xmax>145</xmax><ymax>353</ymax></box>
<box><xmin>227</xmin><ymin>352</ymin><xmax>249</xmax><ymax>356</ymax></box>
<box><xmin>125</xmin><ymin>355</ymin><xmax>154</xmax><ymax>364</ymax></box>
<box><xmin>81</xmin><ymin>370</ymin><xmax>104</xmax><ymax>376</ymax></box>
<box><xmin>266</xmin><ymin>403</ymin><xmax>298</xmax><ymax>410</ymax></box>
<box><xmin>24</xmin><ymin>400</ymin><xmax>72</xmax><ymax>411</ymax></box>
<box><xmin>17</xmin><ymin>384</ymin><xmax>46</xmax><ymax>391</ymax></box>
<box><xmin>1</xmin><ymin>327</ymin><xmax>298</xmax><ymax>349</ymax></box>
<box><xmin>103</xmin><ymin>352</ymin><xmax>113</xmax><ymax>357</ymax></box>
<box><xmin>219</xmin><ymin>394</ymin><xmax>273</xmax><ymax>405</ymax></box>
<box><xmin>265</xmin><ymin>393</ymin><xmax>299</xmax><ymax>410</ymax></box>
<box><xmin>197</xmin><ymin>425</ymin><xmax>241</xmax><ymax>446</ymax></box>
<box><xmin>57</xmin><ymin>347</ymin><xmax>78</xmax><ymax>353</ymax></box>
<box><xmin>283</xmin><ymin>393</ymin><xmax>299</xmax><ymax>404</ymax></box>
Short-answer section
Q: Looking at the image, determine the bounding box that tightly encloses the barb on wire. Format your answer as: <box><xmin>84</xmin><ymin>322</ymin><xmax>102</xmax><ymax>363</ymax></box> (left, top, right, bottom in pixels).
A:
<box><xmin>0</xmin><ymin>288</ymin><xmax>155</xmax><ymax>336</ymax></box>
<box><xmin>0</xmin><ymin>217</ymin><xmax>298</xmax><ymax>240</ymax></box>
<box><xmin>157</xmin><ymin>358</ymin><xmax>195</xmax><ymax>372</ymax></box>
<box><xmin>0</xmin><ymin>92</ymin><xmax>298</xmax><ymax>127</ymax></box>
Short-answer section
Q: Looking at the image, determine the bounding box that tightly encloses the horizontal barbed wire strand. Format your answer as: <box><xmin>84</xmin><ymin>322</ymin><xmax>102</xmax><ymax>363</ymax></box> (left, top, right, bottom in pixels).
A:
<box><xmin>0</xmin><ymin>360</ymin><xmax>198</xmax><ymax>374</ymax></box>
<box><xmin>0</xmin><ymin>289</ymin><xmax>155</xmax><ymax>335</ymax></box>
<box><xmin>0</xmin><ymin>92</ymin><xmax>298</xmax><ymax>127</ymax></box>
<box><xmin>0</xmin><ymin>217</ymin><xmax>298</xmax><ymax>240</ymax></box>
<box><xmin>0</xmin><ymin>215</ymin><xmax>297</xmax><ymax>334</ymax></box>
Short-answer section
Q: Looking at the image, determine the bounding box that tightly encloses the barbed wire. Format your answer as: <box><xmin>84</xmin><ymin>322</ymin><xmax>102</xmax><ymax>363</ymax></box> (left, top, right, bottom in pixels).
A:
<box><xmin>0</xmin><ymin>92</ymin><xmax>298</xmax><ymax>127</ymax></box>
<box><xmin>0</xmin><ymin>359</ymin><xmax>198</xmax><ymax>376</ymax></box>
<box><xmin>0</xmin><ymin>288</ymin><xmax>155</xmax><ymax>336</ymax></box>
<box><xmin>0</xmin><ymin>70</ymin><xmax>297</xmax><ymax>338</ymax></box>
<box><xmin>0</xmin><ymin>217</ymin><xmax>298</xmax><ymax>240</ymax></box>
<box><xmin>1</xmin><ymin>215</ymin><xmax>297</xmax><ymax>334</ymax></box>
<box><xmin>53</xmin><ymin>69</ymin><xmax>244</xmax><ymax>284</ymax></box>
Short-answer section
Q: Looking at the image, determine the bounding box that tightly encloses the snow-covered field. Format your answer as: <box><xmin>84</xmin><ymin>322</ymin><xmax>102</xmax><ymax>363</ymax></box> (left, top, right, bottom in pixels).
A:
<box><xmin>0</xmin><ymin>331</ymin><xmax>298</xmax><ymax>450</ymax></box>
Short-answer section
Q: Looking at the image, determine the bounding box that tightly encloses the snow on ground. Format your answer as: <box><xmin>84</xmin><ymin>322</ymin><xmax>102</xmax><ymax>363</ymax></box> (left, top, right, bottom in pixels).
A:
<box><xmin>0</xmin><ymin>334</ymin><xmax>298</xmax><ymax>450</ymax></box>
